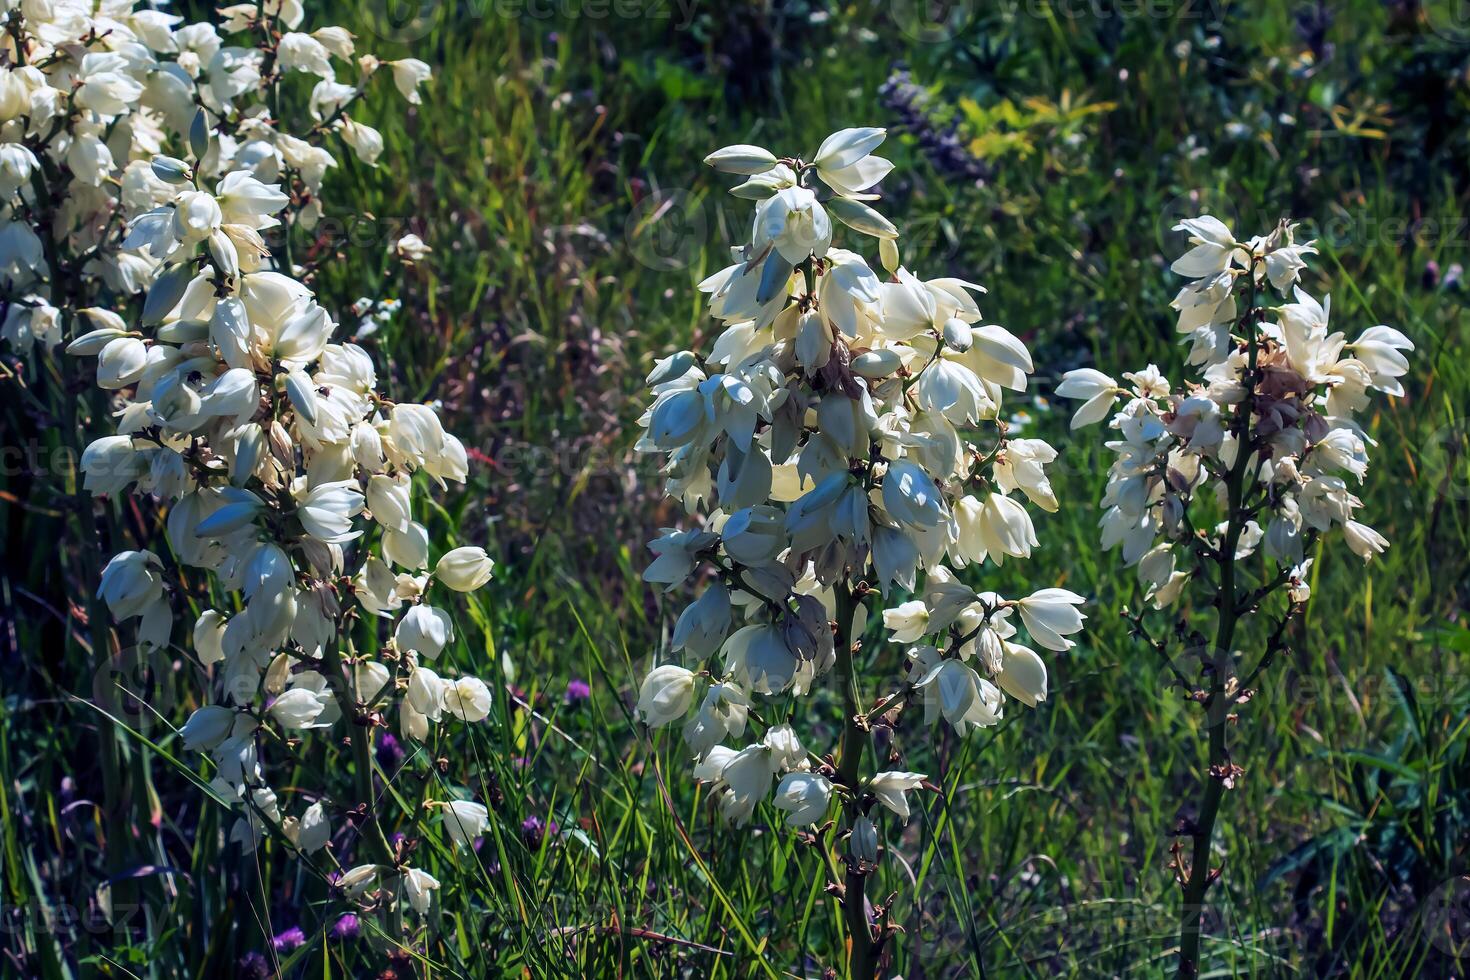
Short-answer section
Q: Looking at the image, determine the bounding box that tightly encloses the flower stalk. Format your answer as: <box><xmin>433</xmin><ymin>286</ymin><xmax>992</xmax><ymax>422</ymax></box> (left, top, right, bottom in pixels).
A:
<box><xmin>1059</xmin><ymin>215</ymin><xmax>1413</xmax><ymax>977</ymax></box>
<box><xmin>636</xmin><ymin>128</ymin><xmax>1086</xmax><ymax>975</ymax></box>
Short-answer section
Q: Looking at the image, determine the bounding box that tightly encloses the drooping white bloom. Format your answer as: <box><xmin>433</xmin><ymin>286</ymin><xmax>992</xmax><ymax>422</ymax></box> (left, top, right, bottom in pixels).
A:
<box><xmin>97</xmin><ymin>551</ymin><xmax>165</xmax><ymax>619</ymax></box>
<box><xmin>1343</xmin><ymin>520</ymin><xmax>1388</xmax><ymax>562</ymax></box>
<box><xmin>753</xmin><ymin>187</ymin><xmax>832</xmax><ymax>265</ymax></box>
<box><xmin>434</xmin><ymin>546</ymin><xmax>494</xmax><ymax>592</ymax></box>
<box><xmin>440</xmin><ymin>800</ymin><xmax>490</xmax><ymax>848</ymax></box>
<box><xmin>1055</xmin><ymin>369</ymin><xmax>1119</xmax><ymax>429</ymax></box>
<box><xmin>297</xmin><ymin>481</ymin><xmax>365</xmax><ymax>544</ymax></box>
<box><xmin>401</xmin><ymin>866</ymin><xmax>440</xmax><ymax>914</ymax></box>
<box><xmin>443</xmin><ymin>677</ymin><xmax>493</xmax><ymax>723</ymax></box>
<box><xmin>772</xmin><ymin>772</ymin><xmax>832</xmax><ymax>826</ymax></box>
<box><xmin>718</xmin><ymin>744</ymin><xmax>776</xmax><ymax>826</ymax></box>
<box><xmin>294</xmin><ymin>802</ymin><xmax>331</xmax><ymax>853</ymax></box>
<box><xmin>995</xmin><ymin>641</ymin><xmax>1049</xmax><ymax>707</ymax></box>
<box><xmin>637</xmin><ymin>665</ymin><xmax>697</xmax><ymax>727</ymax></box>
<box><xmin>1016</xmin><ymin>589</ymin><xmax>1087</xmax><ymax>652</ymax></box>
<box><xmin>1170</xmin><ymin>215</ymin><xmax>1240</xmax><ymax>279</ymax></box>
<box><xmin>181</xmin><ymin>705</ymin><xmax>235</xmax><ymax>751</ymax></box>
<box><xmin>394</xmin><ymin>604</ymin><xmax>454</xmax><ymax>659</ymax></box>
<box><xmin>389</xmin><ymin>59</ymin><xmax>433</xmax><ymax>104</ymax></box>
<box><xmin>883</xmin><ymin>600</ymin><xmax>929</xmax><ymax>644</ymax></box>
<box><xmin>869</xmin><ymin>771</ymin><xmax>927</xmax><ymax>822</ymax></box>
<box><xmin>270</xmin><ymin>688</ymin><xmax>328</xmax><ymax>729</ymax></box>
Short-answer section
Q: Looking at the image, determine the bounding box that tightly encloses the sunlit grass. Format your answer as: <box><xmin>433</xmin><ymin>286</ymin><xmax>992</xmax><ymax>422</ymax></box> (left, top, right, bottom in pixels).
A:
<box><xmin>0</xmin><ymin>1</ymin><xmax>1466</xmax><ymax>976</ymax></box>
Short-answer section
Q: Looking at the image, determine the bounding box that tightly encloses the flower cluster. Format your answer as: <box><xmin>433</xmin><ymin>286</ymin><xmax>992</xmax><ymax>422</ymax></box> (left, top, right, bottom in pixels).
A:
<box><xmin>4</xmin><ymin>0</ymin><xmax>498</xmax><ymax>922</ymax></box>
<box><xmin>1058</xmin><ymin>215</ymin><xmax>1413</xmax><ymax>603</ymax></box>
<box><xmin>0</xmin><ymin>0</ymin><xmax>429</xmax><ymax>357</ymax></box>
<box><xmin>76</xmin><ymin>149</ymin><xmax>494</xmax><ymax>906</ymax></box>
<box><xmin>633</xmin><ymin>130</ymin><xmax>1085</xmax><ymax>884</ymax></box>
<box><xmin>1057</xmin><ymin>217</ymin><xmax>1413</xmax><ymax>977</ymax></box>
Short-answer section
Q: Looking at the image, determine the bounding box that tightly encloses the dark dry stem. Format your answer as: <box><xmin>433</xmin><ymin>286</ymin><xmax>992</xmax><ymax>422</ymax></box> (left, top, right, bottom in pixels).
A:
<box><xmin>1176</xmin><ymin>272</ymin><xmax>1263</xmax><ymax>979</ymax></box>
<box><xmin>319</xmin><ymin>638</ymin><xmax>398</xmax><ymax>869</ymax></box>
<box><xmin>832</xmin><ymin>581</ymin><xmax>879</xmax><ymax>979</ymax></box>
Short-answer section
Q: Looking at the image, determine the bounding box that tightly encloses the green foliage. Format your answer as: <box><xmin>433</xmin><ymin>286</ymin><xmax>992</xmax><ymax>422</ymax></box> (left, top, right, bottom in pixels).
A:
<box><xmin>2</xmin><ymin>0</ymin><xmax>1468</xmax><ymax>976</ymax></box>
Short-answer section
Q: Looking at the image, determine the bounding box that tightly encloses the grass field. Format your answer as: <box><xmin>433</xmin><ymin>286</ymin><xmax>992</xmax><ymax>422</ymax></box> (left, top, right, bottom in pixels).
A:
<box><xmin>2</xmin><ymin>0</ymin><xmax>1468</xmax><ymax>977</ymax></box>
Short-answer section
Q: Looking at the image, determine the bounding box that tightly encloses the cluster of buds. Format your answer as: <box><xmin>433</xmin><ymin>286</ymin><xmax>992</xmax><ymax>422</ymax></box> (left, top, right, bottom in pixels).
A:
<box><xmin>1058</xmin><ymin>215</ymin><xmax>1413</xmax><ymax>603</ymax></box>
<box><xmin>0</xmin><ymin>0</ymin><xmax>430</xmax><ymax>356</ymax></box>
<box><xmin>633</xmin><ymin>128</ymin><xmax>1085</xmax><ymax>902</ymax></box>
<box><xmin>1</xmin><ymin>0</ymin><xmax>499</xmax><ymax>921</ymax></box>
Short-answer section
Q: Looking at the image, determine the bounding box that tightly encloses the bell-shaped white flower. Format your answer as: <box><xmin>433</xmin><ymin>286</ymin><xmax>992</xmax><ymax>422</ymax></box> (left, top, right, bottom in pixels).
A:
<box><xmin>882</xmin><ymin>600</ymin><xmax>929</xmax><ymax>644</ymax></box>
<box><xmin>752</xmin><ymin>186</ymin><xmax>831</xmax><ymax>265</ymax></box>
<box><xmin>401</xmin><ymin>866</ymin><xmax>440</xmax><ymax>914</ymax></box>
<box><xmin>868</xmin><ymin>771</ymin><xmax>927</xmax><ymax>822</ymax></box>
<box><xmin>1055</xmin><ymin>368</ymin><xmax>1119</xmax><ymax>429</ymax></box>
<box><xmin>718</xmin><ymin>744</ymin><xmax>776</xmax><ymax>826</ymax></box>
<box><xmin>434</xmin><ymin>546</ymin><xmax>494</xmax><ymax>592</ymax></box>
<box><xmin>673</xmin><ymin>583</ymin><xmax>732</xmax><ymax>656</ymax></box>
<box><xmin>443</xmin><ymin>676</ymin><xmax>493</xmax><ymax>722</ymax></box>
<box><xmin>297</xmin><ymin>481</ymin><xmax>364</xmax><ymax>544</ymax></box>
<box><xmin>440</xmin><ymin>800</ymin><xmax>489</xmax><ymax>848</ymax></box>
<box><xmin>637</xmin><ymin>664</ymin><xmax>697</xmax><ymax>727</ymax></box>
<box><xmin>1016</xmin><ymin>589</ymin><xmax>1086</xmax><ymax>652</ymax></box>
<box><xmin>294</xmin><ymin>802</ymin><xmax>331</xmax><ymax>853</ymax></box>
<box><xmin>995</xmin><ymin>641</ymin><xmax>1048</xmax><ymax>707</ymax></box>
<box><xmin>180</xmin><ymin>705</ymin><xmax>235</xmax><ymax>751</ymax></box>
<box><xmin>772</xmin><ymin>772</ymin><xmax>832</xmax><ymax>826</ymax></box>
<box><xmin>395</xmin><ymin>604</ymin><xmax>454</xmax><ymax>659</ymax></box>
<box><xmin>1343</xmin><ymin>520</ymin><xmax>1388</xmax><ymax>562</ymax></box>
<box><xmin>97</xmin><ymin>550</ymin><xmax>165</xmax><ymax>619</ymax></box>
<box><xmin>269</xmin><ymin>687</ymin><xmax>328</xmax><ymax>729</ymax></box>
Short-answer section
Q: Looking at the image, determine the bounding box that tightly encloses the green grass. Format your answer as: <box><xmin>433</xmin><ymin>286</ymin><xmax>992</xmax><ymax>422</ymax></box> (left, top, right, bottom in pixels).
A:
<box><xmin>2</xmin><ymin>1</ymin><xmax>1468</xmax><ymax>977</ymax></box>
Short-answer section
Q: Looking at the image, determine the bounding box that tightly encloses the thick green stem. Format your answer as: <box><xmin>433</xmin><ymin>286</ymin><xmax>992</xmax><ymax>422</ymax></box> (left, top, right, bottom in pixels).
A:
<box><xmin>832</xmin><ymin>582</ymin><xmax>877</xmax><ymax>980</ymax></box>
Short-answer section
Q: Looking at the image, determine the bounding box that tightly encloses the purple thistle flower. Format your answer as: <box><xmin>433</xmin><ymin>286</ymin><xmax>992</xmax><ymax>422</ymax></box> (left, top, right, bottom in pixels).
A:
<box><xmin>564</xmin><ymin>678</ymin><xmax>591</xmax><ymax>705</ymax></box>
<box><xmin>331</xmin><ymin>913</ymin><xmax>360</xmax><ymax>940</ymax></box>
<box><xmin>272</xmin><ymin>926</ymin><xmax>306</xmax><ymax>953</ymax></box>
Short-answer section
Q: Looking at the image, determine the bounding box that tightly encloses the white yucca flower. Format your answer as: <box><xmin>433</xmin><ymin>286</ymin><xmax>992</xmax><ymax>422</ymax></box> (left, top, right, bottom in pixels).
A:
<box><xmin>8</xmin><ymin>0</ymin><xmax>512</xmax><ymax>921</ymax></box>
<box><xmin>633</xmin><ymin>128</ymin><xmax>1087</xmax><ymax>976</ymax></box>
<box><xmin>1058</xmin><ymin>213</ymin><xmax>1414</xmax><ymax>977</ymax></box>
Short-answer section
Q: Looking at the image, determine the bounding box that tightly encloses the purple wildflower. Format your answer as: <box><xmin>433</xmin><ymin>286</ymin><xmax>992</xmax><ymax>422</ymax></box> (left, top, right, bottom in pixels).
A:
<box><xmin>237</xmin><ymin>952</ymin><xmax>270</xmax><ymax>979</ymax></box>
<box><xmin>565</xmin><ymin>677</ymin><xmax>592</xmax><ymax>705</ymax></box>
<box><xmin>521</xmin><ymin>815</ymin><xmax>558</xmax><ymax>849</ymax></box>
<box><xmin>377</xmin><ymin>731</ymin><xmax>405</xmax><ymax>771</ymax></box>
<box><xmin>331</xmin><ymin>913</ymin><xmax>360</xmax><ymax>940</ymax></box>
<box><xmin>272</xmin><ymin>926</ymin><xmax>306</xmax><ymax>953</ymax></box>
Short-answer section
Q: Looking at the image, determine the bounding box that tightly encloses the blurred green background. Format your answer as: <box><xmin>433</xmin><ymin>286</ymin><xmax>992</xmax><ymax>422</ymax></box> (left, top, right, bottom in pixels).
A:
<box><xmin>3</xmin><ymin>0</ymin><xmax>1468</xmax><ymax>976</ymax></box>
